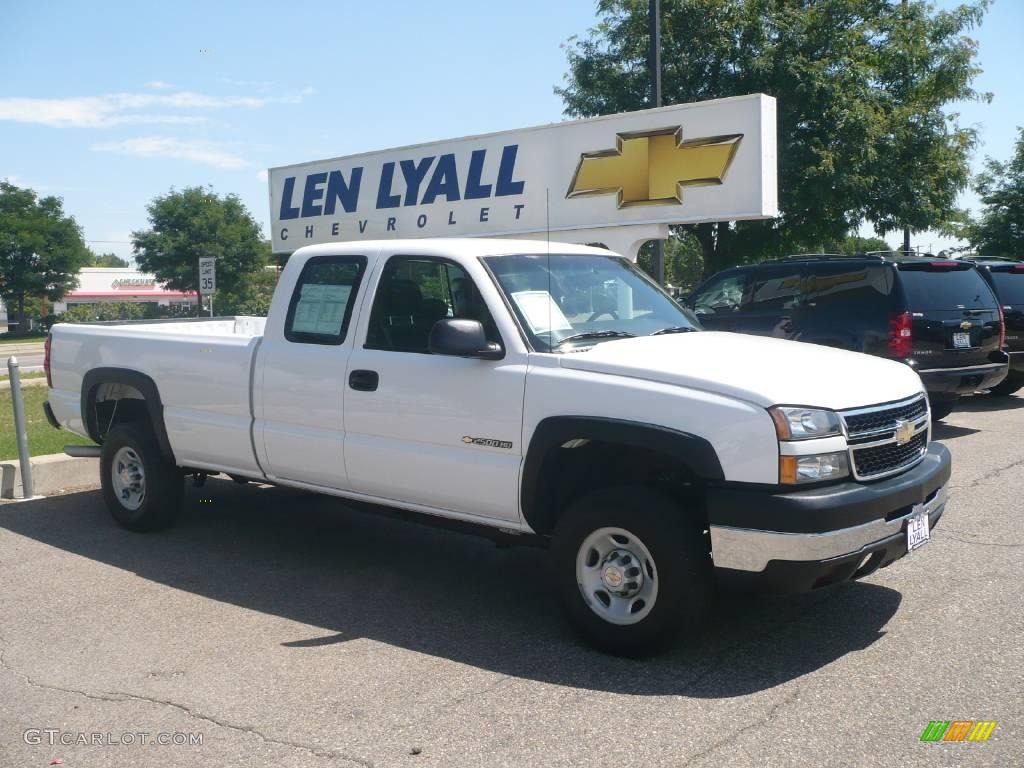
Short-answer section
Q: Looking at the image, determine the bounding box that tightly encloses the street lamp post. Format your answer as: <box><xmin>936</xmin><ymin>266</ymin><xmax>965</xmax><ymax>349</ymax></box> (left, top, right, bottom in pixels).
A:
<box><xmin>649</xmin><ymin>0</ymin><xmax>665</xmax><ymax>284</ymax></box>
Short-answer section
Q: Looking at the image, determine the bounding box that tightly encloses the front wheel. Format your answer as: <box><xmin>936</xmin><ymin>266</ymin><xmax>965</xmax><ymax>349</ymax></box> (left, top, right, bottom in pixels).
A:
<box><xmin>101</xmin><ymin>423</ymin><xmax>183</xmax><ymax>532</ymax></box>
<box><xmin>551</xmin><ymin>487</ymin><xmax>712</xmax><ymax>656</ymax></box>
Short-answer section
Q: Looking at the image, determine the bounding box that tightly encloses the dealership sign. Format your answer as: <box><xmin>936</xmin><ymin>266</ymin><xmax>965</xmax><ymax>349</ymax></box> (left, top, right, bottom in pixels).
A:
<box><xmin>268</xmin><ymin>93</ymin><xmax>777</xmax><ymax>254</ymax></box>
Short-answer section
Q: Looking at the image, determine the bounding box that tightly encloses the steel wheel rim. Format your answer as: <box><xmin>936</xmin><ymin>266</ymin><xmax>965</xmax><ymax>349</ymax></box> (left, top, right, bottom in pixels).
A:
<box><xmin>111</xmin><ymin>446</ymin><xmax>146</xmax><ymax>511</ymax></box>
<box><xmin>575</xmin><ymin>526</ymin><xmax>658</xmax><ymax>625</ymax></box>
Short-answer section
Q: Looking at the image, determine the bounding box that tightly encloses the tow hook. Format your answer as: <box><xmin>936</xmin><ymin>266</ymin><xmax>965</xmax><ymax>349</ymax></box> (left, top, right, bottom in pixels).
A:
<box><xmin>191</xmin><ymin>471</ymin><xmax>208</xmax><ymax>488</ymax></box>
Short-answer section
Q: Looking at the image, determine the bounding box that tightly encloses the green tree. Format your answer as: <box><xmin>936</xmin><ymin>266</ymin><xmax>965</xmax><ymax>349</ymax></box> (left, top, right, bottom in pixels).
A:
<box><xmin>558</xmin><ymin>0</ymin><xmax>988</xmax><ymax>277</ymax></box>
<box><xmin>91</xmin><ymin>251</ymin><xmax>130</xmax><ymax>268</ymax></box>
<box><xmin>132</xmin><ymin>186</ymin><xmax>266</xmax><ymax>310</ymax></box>
<box><xmin>963</xmin><ymin>127</ymin><xmax>1024</xmax><ymax>257</ymax></box>
<box><xmin>0</xmin><ymin>181</ymin><xmax>91</xmax><ymax>333</ymax></box>
<box><xmin>820</xmin><ymin>235</ymin><xmax>894</xmax><ymax>254</ymax></box>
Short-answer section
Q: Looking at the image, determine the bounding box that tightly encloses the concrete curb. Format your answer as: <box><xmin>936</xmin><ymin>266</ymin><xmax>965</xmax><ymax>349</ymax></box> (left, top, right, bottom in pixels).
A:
<box><xmin>0</xmin><ymin>453</ymin><xmax>99</xmax><ymax>500</ymax></box>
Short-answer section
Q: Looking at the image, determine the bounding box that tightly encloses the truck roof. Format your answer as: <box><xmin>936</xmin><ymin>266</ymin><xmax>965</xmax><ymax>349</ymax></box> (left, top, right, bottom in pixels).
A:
<box><xmin>288</xmin><ymin>238</ymin><xmax>618</xmax><ymax>260</ymax></box>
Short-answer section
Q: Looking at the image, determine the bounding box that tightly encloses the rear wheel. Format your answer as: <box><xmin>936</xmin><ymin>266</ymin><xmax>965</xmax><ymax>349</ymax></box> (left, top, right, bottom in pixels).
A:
<box><xmin>101</xmin><ymin>423</ymin><xmax>183</xmax><ymax>532</ymax></box>
<box><xmin>988</xmin><ymin>376</ymin><xmax>1023</xmax><ymax>397</ymax></box>
<box><xmin>551</xmin><ymin>486</ymin><xmax>712</xmax><ymax>656</ymax></box>
<box><xmin>929</xmin><ymin>401</ymin><xmax>957</xmax><ymax>422</ymax></box>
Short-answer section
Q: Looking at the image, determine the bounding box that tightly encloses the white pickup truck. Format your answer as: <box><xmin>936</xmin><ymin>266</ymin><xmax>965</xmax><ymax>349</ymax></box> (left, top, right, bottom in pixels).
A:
<box><xmin>44</xmin><ymin>238</ymin><xmax>951</xmax><ymax>655</ymax></box>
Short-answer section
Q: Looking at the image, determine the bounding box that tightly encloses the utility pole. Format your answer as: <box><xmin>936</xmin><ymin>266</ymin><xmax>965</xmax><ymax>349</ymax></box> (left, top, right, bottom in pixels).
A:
<box><xmin>901</xmin><ymin>0</ymin><xmax>912</xmax><ymax>255</ymax></box>
<box><xmin>649</xmin><ymin>0</ymin><xmax>665</xmax><ymax>284</ymax></box>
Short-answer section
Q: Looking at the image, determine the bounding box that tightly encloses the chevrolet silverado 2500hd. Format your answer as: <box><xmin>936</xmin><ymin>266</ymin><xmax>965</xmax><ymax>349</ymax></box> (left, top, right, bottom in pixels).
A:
<box><xmin>44</xmin><ymin>239</ymin><xmax>951</xmax><ymax>655</ymax></box>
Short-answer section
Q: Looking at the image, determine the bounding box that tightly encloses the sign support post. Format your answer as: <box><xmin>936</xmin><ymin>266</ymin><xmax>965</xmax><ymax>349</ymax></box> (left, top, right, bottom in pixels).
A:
<box><xmin>199</xmin><ymin>257</ymin><xmax>216</xmax><ymax>318</ymax></box>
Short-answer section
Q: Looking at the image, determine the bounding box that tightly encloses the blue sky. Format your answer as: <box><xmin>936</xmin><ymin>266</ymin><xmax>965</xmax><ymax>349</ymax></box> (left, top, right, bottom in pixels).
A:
<box><xmin>1</xmin><ymin>0</ymin><xmax>1020</xmax><ymax>261</ymax></box>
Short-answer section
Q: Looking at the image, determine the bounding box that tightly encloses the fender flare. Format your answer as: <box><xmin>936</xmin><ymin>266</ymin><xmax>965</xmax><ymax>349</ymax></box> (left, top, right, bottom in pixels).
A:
<box><xmin>81</xmin><ymin>367</ymin><xmax>175</xmax><ymax>464</ymax></box>
<box><xmin>520</xmin><ymin>416</ymin><xmax>725</xmax><ymax>534</ymax></box>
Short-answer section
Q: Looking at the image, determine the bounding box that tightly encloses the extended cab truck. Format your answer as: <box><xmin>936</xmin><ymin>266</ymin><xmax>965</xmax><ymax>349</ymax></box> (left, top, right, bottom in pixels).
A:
<box><xmin>44</xmin><ymin>239</ymin><xmax>952</xmax><ymax>655</ymax></box>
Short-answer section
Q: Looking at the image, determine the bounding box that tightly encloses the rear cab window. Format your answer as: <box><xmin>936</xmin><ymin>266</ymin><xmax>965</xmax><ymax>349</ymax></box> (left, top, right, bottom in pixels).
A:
<box><xmin>989</xmin><ymin>269</ymin><xmax>1024</xmax><ymax>306</ymax></box>
<box><xmin>897</xmin><ymin>263</ymin><xmax>997</xmax><ymax>310</ymax></box>
<box><xmin>284</xmin><ymin>255</ymin><xmax>367</xmax><ymax>345</ymax></box>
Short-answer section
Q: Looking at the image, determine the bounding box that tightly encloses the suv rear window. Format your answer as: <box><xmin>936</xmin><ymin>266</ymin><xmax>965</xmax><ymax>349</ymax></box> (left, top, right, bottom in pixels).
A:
<box><xmin>990</xmin><ymin>270</ymin><xmax>1024</xmax><ymax>305</ymax></box>
<box><xmin>897</xmin><ymin>264</ymin><xmax>996</xmax><ymax>311</ymax></box>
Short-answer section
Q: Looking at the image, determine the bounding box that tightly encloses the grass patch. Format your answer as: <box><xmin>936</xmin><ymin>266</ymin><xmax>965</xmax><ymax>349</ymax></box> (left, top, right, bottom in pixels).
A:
<box><xmin>0</xmin><ymin>334</ymin><xmax>46</xmax><ymax>345</ymax></box>
<box><xmin>0</xmin><ymin>371</ymin><xmax>46</xmax><ymax>381</ymax></box>
<box><xmin>0</xmin><ymin>385</ymin><xmax>95</xmax><ymax>460</ymax></box>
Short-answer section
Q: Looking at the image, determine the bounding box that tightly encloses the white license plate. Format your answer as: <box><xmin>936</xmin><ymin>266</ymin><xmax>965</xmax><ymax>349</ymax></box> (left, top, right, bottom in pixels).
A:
<box><xmin>907</xmin><ymin>509</ymin><xmax>930</xmax><ymax>552</ymax></box>
<box><xmin>953</xmin><ymin>332</ymin><xmax>971</xmax><ymax>349</ymax></box>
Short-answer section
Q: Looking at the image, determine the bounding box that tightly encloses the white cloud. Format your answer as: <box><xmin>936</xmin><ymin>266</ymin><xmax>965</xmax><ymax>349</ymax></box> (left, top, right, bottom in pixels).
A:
<box><xmin>91</xmin><ymin>137</ymin><xmax>248</xmax><ymax>169</ymax></box>
<box><xmin>0</xmin><ymin>88</ymin><xmax>309</xmax><ymax>128</ymax></box>
<box><xmin>256</xmin><ymin>169</ymin><xmax>269</xmax><ymax>182</ymax></box>
<box><xmin>146</xmin><ymin>81</ymin><xmax>178</xmax><ymax>90</ymax></box>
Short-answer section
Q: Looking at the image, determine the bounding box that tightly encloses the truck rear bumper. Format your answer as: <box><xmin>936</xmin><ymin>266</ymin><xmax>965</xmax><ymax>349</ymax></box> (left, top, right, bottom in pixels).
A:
<box><xmin>708</xmin><ymin>443</ymin><xmax>951</xmax><ymax>591</ymax></box>
<box><xmin>917</xmin><ymin>360</ymin><xmax>1008</xmax><ymax>397</ymax></box>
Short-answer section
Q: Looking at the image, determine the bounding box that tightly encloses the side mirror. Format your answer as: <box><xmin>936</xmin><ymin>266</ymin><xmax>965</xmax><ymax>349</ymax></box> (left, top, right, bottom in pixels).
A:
<box><xmin>429</xmin><ymin>318</ymin><xmax>504</xmax><ymax>360</ymax></box>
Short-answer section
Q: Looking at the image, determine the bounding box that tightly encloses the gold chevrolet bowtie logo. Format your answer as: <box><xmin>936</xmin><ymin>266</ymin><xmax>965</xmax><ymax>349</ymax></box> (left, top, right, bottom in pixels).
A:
<box><xmin>567</xmin><ymin>128</ymin><xmax>743</xmax><ymax>208</ymax></box>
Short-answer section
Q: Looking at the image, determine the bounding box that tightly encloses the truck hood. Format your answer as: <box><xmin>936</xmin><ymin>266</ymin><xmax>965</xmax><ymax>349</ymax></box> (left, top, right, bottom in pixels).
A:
<box><xmin>557</xmin><ymin>332</ymin><xmax>925</xmax><ymax>410</ymax></box>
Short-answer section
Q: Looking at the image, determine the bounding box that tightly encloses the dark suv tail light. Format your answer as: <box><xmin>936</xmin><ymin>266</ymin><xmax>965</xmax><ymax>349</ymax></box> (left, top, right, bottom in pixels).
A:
<box><xmin>998</xmin><ymin>304</ymin><xmax>1006</xmax><ymax>349</ymax></box>
<box><xmin>888</xmin><ymin>311</ymin><xmax>913</xmax><ymax>358</ymax></box>
<box><xmin>44</xmin><ymin>333</ymin><xmax>53</xmax><ymax>387</ymax></box>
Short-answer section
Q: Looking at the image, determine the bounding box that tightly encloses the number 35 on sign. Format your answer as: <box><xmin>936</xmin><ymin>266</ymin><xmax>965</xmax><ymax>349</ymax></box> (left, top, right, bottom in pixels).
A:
<box><xmin>199</xmin><ymin>258</ymin><xmax>216</xmax><ymax>295</ymax></box>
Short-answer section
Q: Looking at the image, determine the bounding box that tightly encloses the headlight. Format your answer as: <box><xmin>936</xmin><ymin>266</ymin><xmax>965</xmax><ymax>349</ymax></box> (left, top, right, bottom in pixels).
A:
<box><xmin>779</xmin><ymin>452</ymin><xmax>850</xmax><ymax>484</ymax></box>
<box><xmin>769</xmin><ymin>406</ymin><xmax>842</xmax><ymax>440</ymax></box>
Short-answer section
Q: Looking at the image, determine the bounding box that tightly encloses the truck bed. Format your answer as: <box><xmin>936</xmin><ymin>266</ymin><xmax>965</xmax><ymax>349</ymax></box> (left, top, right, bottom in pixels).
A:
<box><xmin>48</xmin><ymin>316</ymin><xmax>268</xmax><ymax>478</ymax></box>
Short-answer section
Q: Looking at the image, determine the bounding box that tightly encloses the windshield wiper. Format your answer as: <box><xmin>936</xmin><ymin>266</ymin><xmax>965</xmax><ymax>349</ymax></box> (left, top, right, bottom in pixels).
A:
<box><xmin>555</xmin><ymin>330</ymin><xmax>637</xmax><ymax>347</ymax></box>
<box><xmin>650</xmin><ymin>326</ymin><xmax>698</xmax><ymax>336</ymax></box>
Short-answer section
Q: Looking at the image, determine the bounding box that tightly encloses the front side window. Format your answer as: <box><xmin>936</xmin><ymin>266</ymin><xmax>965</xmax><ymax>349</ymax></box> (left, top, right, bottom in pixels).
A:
<box><xmin>366</xmin><ymin>256</ymin><xmax>501</xmax><ymax>353</ymax></box>
<box><xmin>693</xmin><ymin>273</ymin><xmax>748</xmax><ymax>315</ymax></box>
<box><xmin>483</xmin><ymin>253</ymin><xmax>700</xmax><ymax>352</ymax></box>
<box><xmin>284</xmin><ymin>256</ymin><xmax>366</xmax><ymax>345</ymax></box>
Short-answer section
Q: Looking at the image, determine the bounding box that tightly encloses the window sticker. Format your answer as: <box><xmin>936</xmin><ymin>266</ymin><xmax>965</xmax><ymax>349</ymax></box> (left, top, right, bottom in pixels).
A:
<box><xmin>291</xmin><ymin>284</ymin><xmax>352</xmax><ymax>334</ymax></box>
<box><xmin>511</xmin><ymin>290</ymin><xmax>572</xmax><ymax>334</ymax></box>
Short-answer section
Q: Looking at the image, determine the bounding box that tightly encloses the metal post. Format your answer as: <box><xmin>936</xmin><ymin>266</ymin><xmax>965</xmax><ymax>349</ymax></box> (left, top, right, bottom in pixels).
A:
<box><xmin>7</xmin><ymin>356</ymin><xmax>34</xmax><ymax>499</ymax></box>
<box><xmin>649</xmin><ymin>0</ymin><xmax>666</xmax><ymax>284</ymax></box>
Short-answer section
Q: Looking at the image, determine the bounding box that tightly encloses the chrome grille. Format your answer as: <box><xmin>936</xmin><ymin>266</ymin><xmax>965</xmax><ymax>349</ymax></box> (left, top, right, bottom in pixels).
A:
<box><xmin>843</xmin><ymin>397</ymin><xmax>928</xmax><ymax>438</ymax></box>
<box><xmin>840</xmin><ymin>395</ymin><xmax>929</xmax><ymax>480</ymax></box>
<box><xmin>852</xmin><ymin>432</ymin><xmax>927</xmax><ymax>478</ymax></box>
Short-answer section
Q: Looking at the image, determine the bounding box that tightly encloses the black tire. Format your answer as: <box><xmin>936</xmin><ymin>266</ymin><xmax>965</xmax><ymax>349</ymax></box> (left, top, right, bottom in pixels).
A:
<box><xmin>929</xmin><ymin>401</ymin><xmax>957</xmax><ymax>422</ymax></box>
<box><xmin>550</xmin><ymin>486</ymin><xmax>712</xmax><ymax>657</ymax></box>
<box><xmin>988</xmin><ymin>377</ymin><xmax>1023</xmax><ymax>397</ymax></box>
<box><xmin>100</xmin><ymin>422</ymin><xmax>183</xmax><ymax>532</ymax></box>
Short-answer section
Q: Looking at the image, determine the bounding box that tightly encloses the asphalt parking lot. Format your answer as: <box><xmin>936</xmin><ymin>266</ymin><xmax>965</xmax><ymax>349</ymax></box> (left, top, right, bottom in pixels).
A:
<box><xmin>1</xmin><ymin>396</ymin><xmax>1021</xmax><ymax>767</ymax></box>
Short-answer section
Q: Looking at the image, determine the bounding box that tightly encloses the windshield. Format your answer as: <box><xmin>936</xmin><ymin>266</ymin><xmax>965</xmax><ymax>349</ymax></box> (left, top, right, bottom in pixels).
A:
<box><xmin>482</xmin><ymin>253</ymin><xmax>701</xmax><ymax>352</ymax></box>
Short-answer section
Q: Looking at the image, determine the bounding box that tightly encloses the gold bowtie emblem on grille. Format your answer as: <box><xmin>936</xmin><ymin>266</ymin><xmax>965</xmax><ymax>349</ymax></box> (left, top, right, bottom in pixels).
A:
<box><xmin>894</xmin><ymin>419</ymin><xmax>916</xmax><ymax>446</ymax></box>
<box><xmin>567</xmin><ymin>128</ymin><xmax>743</xmax><ymax>208</ymax></box>
<box><xmin>960</xmin><ymin>321</ymin><xmax>972</xmax><ymax>330</ymax></box>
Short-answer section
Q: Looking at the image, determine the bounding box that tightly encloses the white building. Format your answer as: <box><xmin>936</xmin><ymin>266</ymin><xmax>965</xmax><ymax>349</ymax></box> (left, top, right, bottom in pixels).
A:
<box><xmin>53</xmin><ymin>268</ymin><xmax>197</xmax><ymax>313</ymax></box>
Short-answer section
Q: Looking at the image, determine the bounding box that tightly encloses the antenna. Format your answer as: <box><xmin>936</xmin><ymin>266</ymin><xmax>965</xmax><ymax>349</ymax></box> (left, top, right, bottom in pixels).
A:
<box><xmin>546</xmin><ymin>188</ymin><xmax>552</xmax><ymax>350</ymax></box>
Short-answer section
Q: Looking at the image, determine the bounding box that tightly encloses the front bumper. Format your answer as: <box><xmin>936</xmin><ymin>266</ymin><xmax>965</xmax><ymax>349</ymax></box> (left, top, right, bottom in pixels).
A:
<box><xmin>708</xmin><ymin>443</ymin><xmax>951</xmax><ymax>591</ymax></box>
<box><xmin>917</xmin><ymin>360</ymin><xmax>1008</xmax><ymax>397</ymax></box>
<box><xmin>1007</xmin><ymin>350</ymin><xmax>1024</xmax><ymax>375</ymax></box>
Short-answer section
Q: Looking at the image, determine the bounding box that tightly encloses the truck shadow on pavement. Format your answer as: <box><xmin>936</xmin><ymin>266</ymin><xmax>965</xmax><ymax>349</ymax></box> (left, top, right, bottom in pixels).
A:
<box><xmin>0</xmin><ymin>480</ymin><xmax>903</xmax><ymax>698</ymax></box>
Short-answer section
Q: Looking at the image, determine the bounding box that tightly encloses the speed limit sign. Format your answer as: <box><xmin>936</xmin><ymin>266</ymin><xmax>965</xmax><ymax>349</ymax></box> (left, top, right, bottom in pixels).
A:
<box><xmin>199</xmin><ymin>258</ymin><xmax>216</xmax><ymax>295</ymax></box>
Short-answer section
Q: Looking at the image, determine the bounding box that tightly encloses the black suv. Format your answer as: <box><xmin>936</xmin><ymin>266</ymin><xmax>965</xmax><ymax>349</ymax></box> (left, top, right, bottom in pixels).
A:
<box><xmin>963</xmin><ymin>256</ymin><xmax>1024</xmax><ymax>396</ymax></box>
<box><xmin>687</xmin><ymin>254</ymin><xmax>1010</xmax><ymax>420</ymax></box>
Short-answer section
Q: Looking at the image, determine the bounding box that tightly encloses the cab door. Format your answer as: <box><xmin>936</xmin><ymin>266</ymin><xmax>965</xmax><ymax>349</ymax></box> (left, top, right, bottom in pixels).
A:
<box><xmin>342</xmin><ymin>254</ymin><xmax>527</xmax><ymax>523</ymax></box>
<box><xmin>254</xmin><ymin>254</ymin><xmax>369</xmax><ymax>487</ymax></box>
